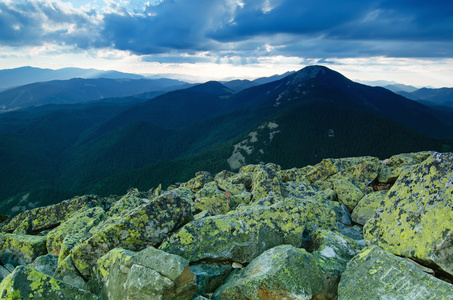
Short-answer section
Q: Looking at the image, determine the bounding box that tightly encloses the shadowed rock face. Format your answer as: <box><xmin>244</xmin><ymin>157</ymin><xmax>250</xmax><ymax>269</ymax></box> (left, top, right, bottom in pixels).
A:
<box><xmin>1</xmin><ymin>151</ymin><xmax>452</xmax><ymax>299</ymax></box>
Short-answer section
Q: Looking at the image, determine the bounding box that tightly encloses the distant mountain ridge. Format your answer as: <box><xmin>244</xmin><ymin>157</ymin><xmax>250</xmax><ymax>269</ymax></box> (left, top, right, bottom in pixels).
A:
<box><xmin>0</xmin><ymin>77</ymin><xmax>188</xmax><ymax>111</ymax></box>
<box><xmin>396</xmin><ymin>87</ymin><xmax>453</xmax><ymax>108</ymax></box>
<box><xmin>0</xmin><ymin>65</ymin><xmax>452</xmax><ymax>216</ymax></box>
<box><xmin>0</xmin><ymin>66</ymin><xmax>148</xmax><ymax>90</ymax></box>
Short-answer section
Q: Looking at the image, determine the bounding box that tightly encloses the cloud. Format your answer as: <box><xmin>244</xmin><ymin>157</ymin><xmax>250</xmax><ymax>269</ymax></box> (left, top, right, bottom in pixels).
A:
<box><xmin>0</xmin><ymin>0</ymin><xmax>101</xmax><ymax>48</ymax></box>
<box><xmin>1</xmin><ymin>0</ymin><xmax>453</xmax><ymax>62</ymax></box>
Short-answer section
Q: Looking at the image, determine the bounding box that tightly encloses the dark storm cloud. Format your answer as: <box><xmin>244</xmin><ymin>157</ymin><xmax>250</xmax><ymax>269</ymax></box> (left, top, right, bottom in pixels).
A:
<box><xmin>0</xmin><ymin>1</ymin><xmax>100</xmax><ymax>48</ymax></box>
<box><xmin>1</xmin><ymin>0</ymin><xmax>453</xmax><ymax>60</ymax></box>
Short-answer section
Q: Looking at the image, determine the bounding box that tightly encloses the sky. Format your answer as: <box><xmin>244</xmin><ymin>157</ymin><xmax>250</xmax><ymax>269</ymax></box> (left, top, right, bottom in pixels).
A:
<box><xmin>0</xmin><ymin>0</ymin><xmax>453</xmax><ymax>87</ymax></box>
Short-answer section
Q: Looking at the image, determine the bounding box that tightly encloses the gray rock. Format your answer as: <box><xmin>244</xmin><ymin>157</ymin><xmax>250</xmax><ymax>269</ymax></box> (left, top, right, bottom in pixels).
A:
<box><xmin>28</xmin><ymin>254</ymin><xmax>58</xmax><ymax>277</ymax></box>
<box><xmin>338</xmin><ymin>246</ymin><xmax>453</xmax><ymax>300</ymax></box>
<box><xmin>212</xmin><ymin>245</ymin><xmax>323</xmax><ymax>299</ymax></box>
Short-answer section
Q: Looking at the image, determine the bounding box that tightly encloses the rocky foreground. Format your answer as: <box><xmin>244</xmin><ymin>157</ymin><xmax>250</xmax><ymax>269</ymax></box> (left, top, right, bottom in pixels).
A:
<box><xmin>1</xmin><ymin>151</ymin><xmax>453</xmax><ymax>299</ymax></box>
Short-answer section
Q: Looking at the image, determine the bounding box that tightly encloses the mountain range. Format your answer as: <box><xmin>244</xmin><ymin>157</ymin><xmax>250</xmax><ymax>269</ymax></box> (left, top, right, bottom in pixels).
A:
<box><xmin>0</xmin><ymin>65</ymin><xmax>452</xmax><ymax>216</ymax></box>
<box><xmin>0</xmin><ymin>66</ymin><xmax>146</xmax><ymax>90</ymax></box>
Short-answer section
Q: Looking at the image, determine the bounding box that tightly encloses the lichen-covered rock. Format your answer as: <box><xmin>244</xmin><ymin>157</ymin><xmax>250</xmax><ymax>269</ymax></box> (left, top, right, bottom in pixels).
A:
<box><xmin>385</xmin><ymin>151</ymin><xmax>433</xmax><ymax>167</ymax></box>
<box><xmin>331</xmin><ymin>158</ymin><xmax>380</xmax><ymax>192</ymax></box>
<box><xmin>0</xmin><ymin>265</ymin><xmax>98</xmax><ymax>299</ymax></box>
<box><xmin>194</xmin><ymin>210</ymin><xmax>212</xmax><ymax>220</ymax></box>
<box><xmin>337</xmin><ymin>223</ymin><xmax>365</xmax><ymax>242</ymax></box>
<box><xmin>168</xmin><ymin>187</ymin><xmax>195</xmax><ymax>204</ymax></box>
<box><xmin>0</xmin><ymin>266</ymin><xmax>10</xmax><ymax>282</ymax></box>
<box><xmin>190</xmin><ymin>264</ymin><xmax>232</xmax><ymax>297</ymax></box>
<box><xmin>195</xmin><ymin>186</ymin><xmax>223</xmax><ymax>199</ymax></box>
<box><xmin>338</xmin><ymin>246</ymin><xmax>453</xmax><ymax>300</ymax></box>
<box><xmin>322</xmin><ymin>200</ymin><xmax>352</xmax><ymax>225</ymax></box>
<box><xmin>12</xmin><ymin>216</ymin><xmax>33</xmax><ymax>235</ymax></box>
<box><xmin>351</xmin><ymin>190</ymin><xmax>387</xmax><ymax>226</ymax></box>
<box><xmin>27</xmin><ymin>254</ymin><xmax>58</xmax><ymax>277</ymax></box>
<box><xmin>94</xmin><ymin>247</ymin><xmax>197</xmax><ymax>300</ymax></box>
<box><xmin>251</xmin><ymin>164</ymin><xmax>283</xmax><ymax>201</ymax></box>
<box><xmin>194</xmin><ymin>191</ymin><xmax>252</xmax><ymax>216</ymax></box>
<box><xmin>305</xmin><ymin>156</ymin><xmax>379</xmax><ymax>188</ymax></box>
<box><xmin>281</xmin><ymin>181</ymin><xmax>318</xmax><ymax>199</ymax></box>
<box><xmin>46</xmin><ymin>207</ymin><xmax>107</xmax><ymax>258</ymax></box>
<box><xmin>364</xmin><ymin>152</ymin><xmax>453</xmax><ymax>277</ymax></box>
<box><xmin>107</xmin><ymin>188</ymin><xmax>147</xmax><ymax>216</ymax></box>
<box><xmin>214</xmin><ymin>170</ymin><xmax>235</xmax><ymax>180</ymax></box>
<box><xmin>310</xmin><ymin>229</ymin><xmax>363</xmax><ymax>299</ymax></box>
<box><xmin>71</xmin><ymin>191</ymin><xmax>193</xmax><ymax>279</ymax></box>
<box><xmin>217</xmin><ymin>180</ymin><xmax>247</xmax><ymax>195</ymax></box>
<box><xmin>159</xmin><ymin>197</ymin><xmax>337</xmax><ymax>263</ymax></box>
<box><xmin>330</xmin><ymin>178</ymin><xmax>364</xmax><ymax>212</ymax></box>
<box><xmin>278</xmin><ymin>167</ymin><xmax>310</xmax><ymax>183</ymax></box>
<box><xmin>220</xmin><ymin>172</ymin><xmax>253</xmax><ymax>191</ymax></box>
<box><xmin>2</xmin><ymin>195</ymin><xmax>105</xmax><ymax>234</ymax></box>
<box><xmin>305</xmin><ymin>158</ymin><xmax>338</xmax><ymax>183</ymax></box>
<box><xmin>180</xmin><ymin>171</ymin><xmax>213</xmax><ymax>192</ymax></box>
<box><xmin>212</xmin><ymin>245</ymin><xmax>323</xmax><ymax>299</ymax></box>
<box><xmin>194</xmin><ymin>194</ymin><xmax>231</xmax><ymax>215</ymax></box>
<box><xmin>54</xmin><ymin>255</ymin><xmax>88</xmax><ymax>290</ymax></box>
<box><xmin>0</xmin><ymin>233</ymin><xmax>47</xmax><ymax>266</ymax></box>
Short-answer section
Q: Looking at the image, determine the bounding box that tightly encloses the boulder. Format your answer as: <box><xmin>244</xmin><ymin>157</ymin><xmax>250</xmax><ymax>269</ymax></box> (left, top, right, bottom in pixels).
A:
<box><xmin>212</xmin><ymin>245</ymin><xmax>323</xmax><ymax>299</ymax></box>
<box><xmin>0</xmin><ymin>233</ymin><xmax>47</xmax><ymax>266</ymax></box>
<box><xmin>364</xmin><ymin>152</ymin><xmax>453</xmax><ymax>277</ymax></box>
<box><xmin>220</xmin><ymin>172</ymin><xmax>253</xmax><ymax>190</ymax></box>
<box><xmin>190</xmin><ymin>264</ymin><xmax>232</xmax><ymax>297</ymax></box>
<box><xmin>338</xmin><ymin>246</ymin><xmax>453</xmax><ymax>299</ymax></box>
<box><xmin>180</xmin><ymin>171</ymin><xmax>213</xmax><ymax>192</ymax></box>
<box><xmin>107</xmin><ymin>188</ymin><xmax>148</xmax><ymax>216</ymax></box>
<box><xmin>159</xmin><ymin>197</ymin><xmax>337</xmax><ymax>263</ymax></box>
<box><xmin>2</xmin><ymin>195</ymin><xmax>105</xmax><ymax>234</ymax></box>
<box><xmin>330</xmin><ymin>178</ymin><xmax>364</xmax><ymax>212</ymax></box>
<box><xmin>217</xmin><ymin>180</ymin><xmax>247</xmax><ymax>195</ymax></box>
<box><xmin>27</xmin><ymin>254</ymin><xmax>58</xmax><ymax>277</ymax></box>
<box><xmin>194</xmin><ymin>191</ymin><xmax>252</xmax><ymax>215</ymax></box>
<box><xmin>331</xmin><ymin>158</ymin><xmax>380</xmax><ymax>192</ymax></box>
<box><xmin>194</xmin><ymin>194</ymin><xmax>231</xmax><ymax>215</ymax></box>
<box><xmin>12</xmin><ymin>216</ymin><xmax>33</xmax><ymax>235</ymax></box>
<box><xmin>251</xmin><ymin>164</ymin><xmax>283</xmax><ymax>201</ymax></box>
<box><xmin>0</xmin><ymin>266</ymin><xmax>98</xmax><ymax>299</ymax></box>
<box><xmin>46</xmin><ymin>207</ymin><xmax>107</xmax><ymax>258</ymax></box>
<box><xmin>351</xmin><ymin>190</ymin><xmax>387</xmax><ymax>226</ymax></box>
<box><xmin>71</xmin><ymin>191</ymin><xmax>193</xmax><ymax>279</ymax></box>
<box><xmin>305</xmin><ymin>156</ymin><xmax>378</xmax><ymax>184</ymax></box>
<box><xmin>0</xmin><ymin>265</ymin><xmax>10</xmax><ymax>282</ymax></box>
<box><xmin>385</xmin><ymin>151</ymin><xmax>433</xmax><ymax>167</ymax></box>
<box><xmin>310</xmin><ymin>229</ymin><xmax>363</xmax><ymax>299</ymax></box>
<box><xmin>94</xmin><ymin>247</ymin><xmax>197</xmax><ymax>300</ymax></box>
<box><xmin>54</xmin><ymin>255</ymin><xmax>88</xmax><ymax>290</ymax></box>
<box><xmin>278</xmin><ymin>167</ymin><xmax>310</xmax><ymax>183</ymax></box>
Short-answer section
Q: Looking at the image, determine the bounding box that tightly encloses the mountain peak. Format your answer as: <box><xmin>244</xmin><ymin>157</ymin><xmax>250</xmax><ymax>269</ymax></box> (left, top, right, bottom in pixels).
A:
<box><xmin>287</xmin><ymin>65</ymin><xmax>350</xmax><ymax>86</ymax></box>
<box><xmin>187</xmin><ymin>81</ymin><xmax>235</xmax><ymax>96</ymax></box>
